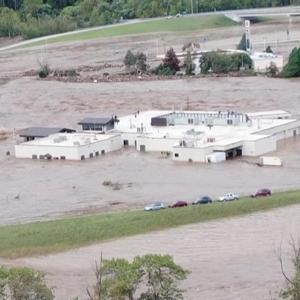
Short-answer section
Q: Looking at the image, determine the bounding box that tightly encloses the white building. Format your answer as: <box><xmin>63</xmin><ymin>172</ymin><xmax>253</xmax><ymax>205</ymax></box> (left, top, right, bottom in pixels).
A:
<box><xmin>15</xmin><ymin>132</ymin><xmax>122</xmax><ymax>161</ymax></box>
<box><xmin>250</xmin><ymin>52</ymin><xmax>284</xmax><ymax>72</ymax></box>
<box><xmin>113</xmin><ymin>110</ymin><xmax>300</xmax><ymax>163</ymax></box>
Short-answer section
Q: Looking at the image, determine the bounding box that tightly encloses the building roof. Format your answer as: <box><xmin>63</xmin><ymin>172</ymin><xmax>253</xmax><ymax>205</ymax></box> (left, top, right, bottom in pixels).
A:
<box><xmin>78</xmin><ymin>117</ymin><xmax>114</xmax><ymax>125</ymax></box>
<box><xmin>19</xmin><ymin>127</ymin><xmax>75</xmax><ymax>138</ymax></box>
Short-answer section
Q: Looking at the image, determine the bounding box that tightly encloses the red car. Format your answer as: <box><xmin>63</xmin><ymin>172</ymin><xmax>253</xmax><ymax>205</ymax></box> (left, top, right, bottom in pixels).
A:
<box><xmin>251</xmin><ymin>189</ymin><xmax>272</xmax><ymax>198</ymax></box>
<box><xmin>169</xmin><ymin>200</ymin><xmax>188</xmax><ymax>208</ymax></box>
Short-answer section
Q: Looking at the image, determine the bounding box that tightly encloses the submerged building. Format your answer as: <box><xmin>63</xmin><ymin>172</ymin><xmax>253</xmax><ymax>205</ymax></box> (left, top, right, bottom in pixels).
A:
<box><xmin>15</xmin><ymin>110</ymin><xmax>299</xmax><ymax>163</ymax></box>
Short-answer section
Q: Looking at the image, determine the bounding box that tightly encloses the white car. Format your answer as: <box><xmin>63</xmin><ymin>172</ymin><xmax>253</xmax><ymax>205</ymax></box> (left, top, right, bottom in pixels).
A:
<box><xmin>219</xmin><ymin>193</ymin><xmax>239</xmax><ymax>202</ymax></box>
<box><xmin>144</xmin><ymin>202</ymin><xmax>165</xmax><ymax>211</ymax></box>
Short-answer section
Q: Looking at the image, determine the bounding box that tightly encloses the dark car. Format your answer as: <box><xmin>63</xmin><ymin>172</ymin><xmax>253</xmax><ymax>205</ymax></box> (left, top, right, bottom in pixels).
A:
<box><xmin>192</xmin><ymin>196</ymin><xmax>213</xmax><ymax>205</ymax></box>
<box><xmin>169</xmin><ymin>200</ymin><xmax>188</xmax><ymax>208</ymax></box>
<box><xmin>251</xmin><ymin>189</ymin><xmax>271</xmax><ymax>198</ymax></box>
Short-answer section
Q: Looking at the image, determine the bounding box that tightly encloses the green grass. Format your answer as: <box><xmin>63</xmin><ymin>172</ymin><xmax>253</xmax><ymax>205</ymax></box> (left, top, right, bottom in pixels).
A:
<box><xmin>23</xmin><ymin>15</ymin><xmax>236</xmax><ymax>48</ymax></box>
<box><xmin>0</xmin><ymin>190</ymin><xmax>300</xmax><ymax>259</ymax></box>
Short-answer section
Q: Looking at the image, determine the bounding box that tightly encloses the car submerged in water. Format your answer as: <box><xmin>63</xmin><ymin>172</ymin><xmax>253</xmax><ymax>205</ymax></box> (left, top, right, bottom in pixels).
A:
<box><xmin>144</xmin><ymin>202</ymin><xmax>165</xmax><ymax>211</ymax></box>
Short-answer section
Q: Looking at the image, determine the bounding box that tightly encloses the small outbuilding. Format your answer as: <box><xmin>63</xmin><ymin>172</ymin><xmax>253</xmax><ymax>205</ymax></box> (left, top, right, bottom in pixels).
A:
<box><xmin>19</xmin><ymin>127</ymin><xmax>75</xmax><ymax>141</ymax></box>
<box><xmin>78</xmin><ymin>117</ymin><xmax>117</xmax><ymax>132</ymax></box>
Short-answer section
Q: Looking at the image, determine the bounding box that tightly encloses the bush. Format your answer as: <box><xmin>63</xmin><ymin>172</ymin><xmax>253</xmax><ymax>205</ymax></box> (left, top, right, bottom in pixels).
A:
<box><xmin>0</xmin><ymin>7</ymin><xmax>21</xmax><ymax>37</ymax></box>
<box><xmin>266</xmin><ymin>62</ymin><xmax>279</xmax><ymax>77</ymax></box>
<box><xmin>237</xmin><ymin>33</ymin><xmax>249</xmax><ymax>51</ymax></box>
<box><xmin>123</xmin><ymin>50</ymin><xmax>148</xmax><ymax>73</ymax></box>
<box><xmin>200</xmin><ymin>51</ymin><xmax>252</xmax><ymax>74</ymax></box>
<box><xmin>281</xmin><ymin>47</ymin><xmax>300</xmax><ymax>78</ymax></box>
<box><xmin>265</xmin><ymin>45</ymin><xmax>273</xmax><ymax>53</ymax></box>
<box><xmin>20</xmin><ymin>15</ymin><xmax>76</xmax><ymax>39</ymax></box>
<box><xmin>184</xmin><ymin>51</ymin><xmax>195</xmax><ymax>75</ymax></box>
<box><xmin>0</xmin><ymin>266</ymin><xmax>54</xmax><ymax>300</ymax></box>
<box><xmin>155</xmin><ymin>64</ymin><xmax>176</xmax><ymax>75</ymax></box>
<box><xmin>38</xmin><ymin>62</ymin><xmax>50</xmax><ymax>78</ymax></box>
<box><xmin>163</xmin><ymin>48</ymin><xmax>180</xmax><ymax>72</ymax></box>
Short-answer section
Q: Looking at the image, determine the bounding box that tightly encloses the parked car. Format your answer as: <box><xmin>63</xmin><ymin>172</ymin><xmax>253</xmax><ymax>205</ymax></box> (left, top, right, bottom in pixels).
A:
<box><xmin>219</xmin><ymin>193</ymin><xmax>239</xmax><ymax>202</ymax></box>
<box><xmin>251</xmin><ymin>189</ymin><xmax>271</xmax><ymax>198</ymax></box>
<box><xmin>169</xmin><ymin>200</ymin><xmax>188</xmax><ymax>208</ymax></box>
<box><xmin>192</xmin><ymin>196</ymin><xmax>213</xmax><ymax>205</ymax></box>
<box><xmin>144</xmin><ymin>202</ymin><xmax>165</xmax><ymax>211</ymax></box>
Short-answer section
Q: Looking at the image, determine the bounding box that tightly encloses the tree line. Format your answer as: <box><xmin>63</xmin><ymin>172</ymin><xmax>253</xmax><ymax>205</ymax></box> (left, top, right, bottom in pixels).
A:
<box><xmin>0</xmin><ymin>0</ymin><xmax>300</xmax><ymax>39</ymax></box>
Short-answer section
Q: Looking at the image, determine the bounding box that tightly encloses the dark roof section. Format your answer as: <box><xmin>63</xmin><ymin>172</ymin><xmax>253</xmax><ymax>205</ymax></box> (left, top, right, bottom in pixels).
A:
<box><xmin>19</xmin><ymin>127</ymin><xmax>75</xmax><ymax>138</ymax></box>
<box><xmin>78</xmin><ymin>117</ymin><xmax>114</xmax><ymax>125</ymax></box>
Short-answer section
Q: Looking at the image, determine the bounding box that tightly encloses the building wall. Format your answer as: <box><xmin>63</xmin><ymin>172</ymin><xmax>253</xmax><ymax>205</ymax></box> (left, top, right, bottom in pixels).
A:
<box><xmin>242</xmin><ymin>135</ymin><xmax>277</xmax><ymax>156</ymax></box>
<box><xmin>255</xmin><ymin>121</ymin><xmax>300</xmax><ymax>141</ymax></box>
<box><xmin>172</xmin><ymin>146</ymin><xmax>213</xmax><ymax>163</ymax></box>
<box><xmin>120</xmin><ymin>132</ymin><xmax>139</xmax><ymax>147</ymax></box>
<box><xmin>136</xmin><ymin>136</ymin><xmax>180</xmax><ymax>152</ymax></box>
<box><xmin>15</xmin><ymin>135</ymin><xmax>122</xmax><ymax>160</ymax></box>
<box><xmin>252</xmin><ymin>56</ymin><xmax>284</xmax><ymax>72</ymax></box>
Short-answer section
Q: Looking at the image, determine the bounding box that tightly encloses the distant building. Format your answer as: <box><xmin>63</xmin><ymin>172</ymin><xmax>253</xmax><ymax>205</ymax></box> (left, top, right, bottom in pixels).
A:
<box><xmin>19</xmin><ymin>127</ymin><xmax>75</xmax><ymax>141</ymax></box>
<box><xmin>78</xmin><ymin>117</ymin><xmax>117</xmax><ymax>132</ymax></box>
<box><xmin>250</xmin><ymin>52</ymin><xmax>284</xmax><ymax>72</ymax></box>
<box><xmin>15</xmin><ymin>132</ymin><xmax>122</xmax><ymax>161</ymax></box>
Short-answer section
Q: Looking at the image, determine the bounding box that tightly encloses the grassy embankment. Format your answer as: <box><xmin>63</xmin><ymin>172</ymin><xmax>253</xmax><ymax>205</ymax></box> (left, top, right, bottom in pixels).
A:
<box><xmin>0</xmin><ymin>190</ymin><xmax>300</xmax><ymax>258</ymax></box>
<box><xmin>24</xmin><ymin>15</ymin><xmax>236</xmax><ymax>47</ymax></box>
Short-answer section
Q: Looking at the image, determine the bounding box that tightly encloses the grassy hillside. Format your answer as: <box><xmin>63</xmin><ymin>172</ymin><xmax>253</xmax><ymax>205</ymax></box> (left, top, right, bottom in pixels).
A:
<box><xmin>25</xmin><ymin>15</ymin><xmax>236</xmax><ymax>47</ymax></box>
<box><xmin>0</xmin><ymin>190</ymin><xmax>300</xmax><ymax>258</ymax></box>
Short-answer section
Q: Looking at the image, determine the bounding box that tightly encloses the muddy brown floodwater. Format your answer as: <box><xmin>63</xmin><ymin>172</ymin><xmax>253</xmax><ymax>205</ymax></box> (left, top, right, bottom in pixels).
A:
<box><xmin>0</xmin><ymin>76</ymin><xmax>300</xmax><ymax>225</ymax></box>
<box><xmin>0</xmin><ymin>19</ymin><xmax>300</xmax><ymax>300</ymax></box>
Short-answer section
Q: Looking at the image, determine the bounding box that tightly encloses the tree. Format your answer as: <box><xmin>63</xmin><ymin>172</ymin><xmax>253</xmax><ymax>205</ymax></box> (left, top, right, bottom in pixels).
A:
<box><xmin>184</xmin><ymin>51</ymin><xmax>195</xmax><ymax>75</ymax></box>
<box><xmin>266</xmin><ymin>62</ymin><xmax>279</xmax><ymax>77</ymax></box>
<box><xmin>265</xmin><ymin>45</ymin><xmax>273</xmax><ymax>53</ymax></box>
<box><xmin>124</xmin><ymin>50</ymin><xmax>137</xmax><ymax>71</ymax></box>
<box><xmin>237</xmin><ymin>33</ymin><xmax>249</xmax><ymax>51</ymax></box>
<box><xmin>163</xmin><ymin>48</ymin><xmax>180</xmax><ymax>73</ymax></box>
<box><xmin>136</xmin><ymin>254</ymin><xmax>188</xmax><ymax>300</ymax></box>
<box><xmin>279</xmin><ymin>238</ymin><xmax>300</xmax><ymax>299</ymax></box>
<box><xmin>135</xmin><ymin>52</ymin><xmax>147</xmax><ymax>72</ymax></box>
<box><xmin>88</xmin><ymin>254</ymin><xmax>188</xmax><ymax>300</ymax></box>
<box><xmin>0</xmin><ymin>266</ymin><xmax>54</xmax><ymax>300</ymax></box>
<box><xmin>0</xmin><ymin>7</ymin><xmax>21</xmax><ymax>37</ymax></box>
<box><xmin>281</xmin><ymin>47</ymin><xmax>300</xmax><ymax>78</ymax></box>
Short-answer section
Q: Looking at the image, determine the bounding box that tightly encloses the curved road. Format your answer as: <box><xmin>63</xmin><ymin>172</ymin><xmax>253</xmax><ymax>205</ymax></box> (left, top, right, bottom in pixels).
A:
<box><xmin>0</xmin><ymin>6</ymin><xmax>299</xmax><ymax>52</ymax></box>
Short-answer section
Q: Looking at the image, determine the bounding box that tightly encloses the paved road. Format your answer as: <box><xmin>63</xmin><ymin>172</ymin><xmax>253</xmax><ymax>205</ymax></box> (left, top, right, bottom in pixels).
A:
<box><xmin>1</xmin><ymin>6</ymin><xmax>299</xmax><ymax>52</ymax></box>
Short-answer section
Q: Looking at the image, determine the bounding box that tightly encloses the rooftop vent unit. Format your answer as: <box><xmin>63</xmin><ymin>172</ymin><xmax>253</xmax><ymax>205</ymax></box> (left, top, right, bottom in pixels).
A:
<box><xmin>73</xmin><ymin>141</ymin><xmax>80</xmax><ymax>146</ymax></box>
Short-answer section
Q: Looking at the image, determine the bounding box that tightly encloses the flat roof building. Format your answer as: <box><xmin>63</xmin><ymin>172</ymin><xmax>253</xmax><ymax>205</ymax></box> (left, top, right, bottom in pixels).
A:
<box><xmin>19</xmin><ymin>127</ymin><xmax>75</xmax><ymax>141</ymax></box>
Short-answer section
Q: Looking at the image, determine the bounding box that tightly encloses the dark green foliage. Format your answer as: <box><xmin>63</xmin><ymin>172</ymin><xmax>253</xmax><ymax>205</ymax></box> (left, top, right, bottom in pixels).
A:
<box><xmin>281</xmin><ymin>47</ymin><xmax>300</xmax><ymax>78</ymax></box>
<box><xmin>279</xmin><ymin>240</ymin><xmax>300</xmax><ymax>300</ymax></box>
<box><xmin>0</xmin><ymin>7</ymin><xmax>21</xmax><ymax>37</ymax></box>
<box><xmin>265</xmin><ymin>45</ymin><xmax>273</xmax><ymax>53</ymax></box>
<box><xmin>155</xmin><ymin>64</ymin><xmax>176</xmax><ymax>76</ymax></box>
<box><xmin>237</xmin><ymin>33</ymin><xmax>249</xmax><ymax>51</ymax></box>
<box><xmin>0</xmin><ymin>0</ymin><xmax>296</xmax><ymax>39</ymax></box>
<box><xmin>0</xmin><ymin>266</ymin><xmax>54</xmax><ymax>300</ymax></box>
<box><xmin>266</xmin><ymin>62</ymin><xmax>279</xmax><ymax>77</ymax></box>
<box><xmin>163</xmin><ymin>48</ymin><xmax>180</xmax><ymax>72</ymax></box>
<box><xmin>90</xmin><ymin>254</ymin><xmax>188</xmax><ymax>300</ymax></box>
<box><xmin>184</xmin><ymin>51</ymin><xmax>195</xmax><ymax>75</ymax></box>
<box><xmin>38</xmin><ymin>62</ymin><xmax>50</xmax><ymax>78</ymax></box>
<box><xmin>123</xmin><ymin>50</ymin><xmax>148</xmax><ymax>73</ymax></box>
<box><xmin>200</xmin><ymin>51</ymin><xmax>252</xmax><ymax>74</ymax></box>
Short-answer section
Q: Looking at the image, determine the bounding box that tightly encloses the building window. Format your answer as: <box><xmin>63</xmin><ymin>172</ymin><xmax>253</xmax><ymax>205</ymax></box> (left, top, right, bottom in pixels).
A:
<box><xmin>90</xmin><ymin>153</ymin><xmax>93</xmax><ymax>158</ymax></box>
<box><xmin>188</xmin><ymin>118</ymin><xmax>193</xmax><ymax>124</ymax></box>
<box><xmin>81</xmin><ymin>155</ymin><xmax>85</xmax><ymax>160</ymax></box>
<box><xmin>60</xmin><ymin>156</ymin><xmax>66</xmax><ymax>160</ymax></box>
<box><xmin>174</xmin><ymin>153</ymin><xmax>179</xmax><ymax>157</ymax></box>
<box><xmin>95</xmin><ymin>151</ymin><xmax>99</xmax><ymax>156</ymax></box>
<box><xmin>101</xmin><ymin>150</ymin><xmax>105</xmax><ymax>155</ymax></box>
<box><xmin>227</xmin><ymin>119</ymin><xmax>233</xmax><ymax>125</ymax></box>
<box><xmin>39</xmin><ymin>155</ymin><xmax>45</xmax><ymax>159</ymax></box>
<box><xmin>32</xmin><ymin>154</ymin><xmax>37</xmax><ymax>159</ymax></box>
<box><xmin>123</xmin><ymin>140</ymin><xmax>129</xmax><ymax>146</ymax></box>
